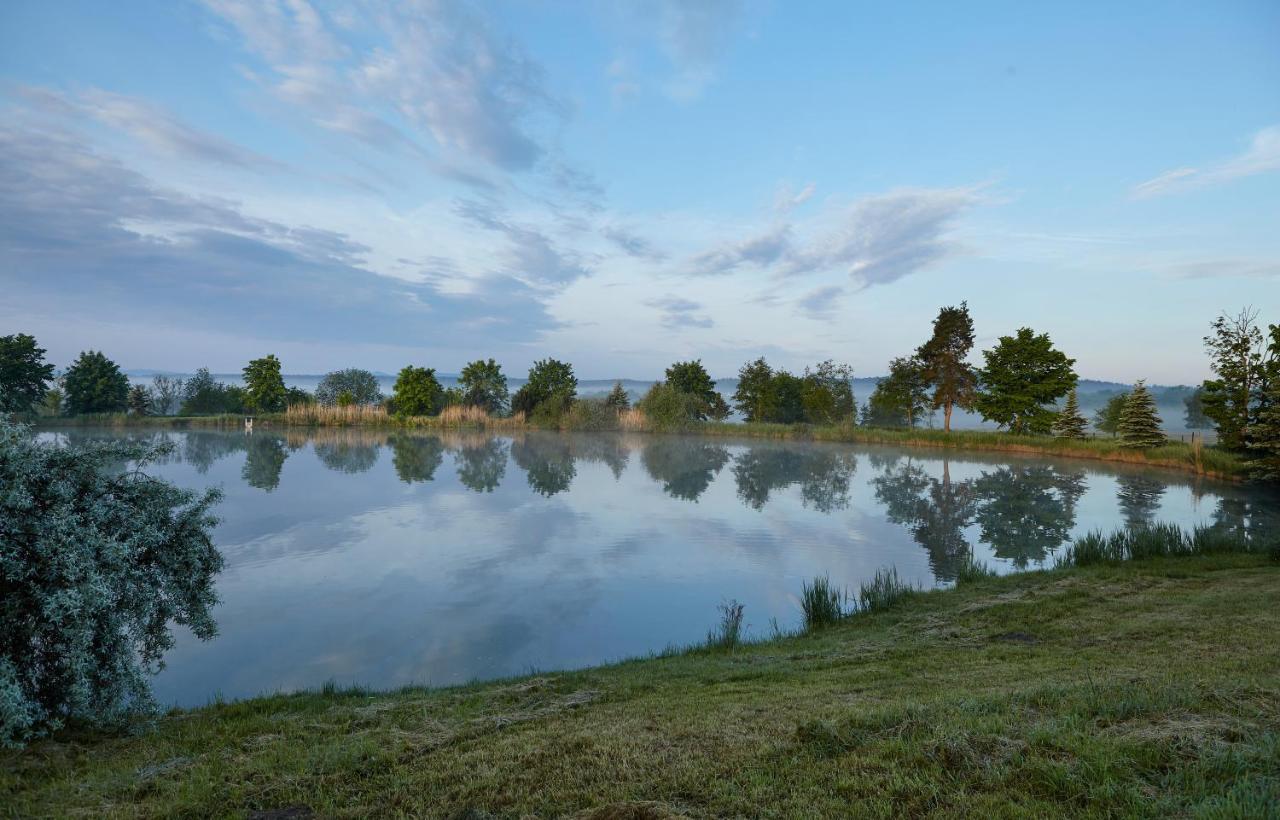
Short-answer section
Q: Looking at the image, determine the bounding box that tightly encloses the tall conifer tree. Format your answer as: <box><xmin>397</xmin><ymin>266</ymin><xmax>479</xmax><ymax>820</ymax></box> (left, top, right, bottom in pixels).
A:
<box><xmin>1051</xmin><ymin>389</ymin><xmax>1088</xmax><ymax>439</ymax></box>
<box><xmin>1118</xmin><ymin>380</ymin><xmax>1166</xmax><ymax>449</ymax></box>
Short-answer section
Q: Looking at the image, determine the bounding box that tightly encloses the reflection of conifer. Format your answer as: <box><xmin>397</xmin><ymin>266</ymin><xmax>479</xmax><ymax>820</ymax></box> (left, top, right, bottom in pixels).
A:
<box><xmin>1051</xmin><ymin>389</ymin><xmax>1088</xmax><ymax>439</ymax></box>
<box><xmin>1118</xmin><ymin>381</ymin><xmax>1166</xmax><ymax>449</ymax></box>
<box><xmin>1116</xmin><ymin>474</ymin><xmax>1165</xmax><ymax>529</ymax></box>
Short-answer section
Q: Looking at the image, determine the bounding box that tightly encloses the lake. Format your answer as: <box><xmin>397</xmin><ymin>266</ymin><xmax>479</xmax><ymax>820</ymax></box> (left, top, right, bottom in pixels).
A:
<box><xmin>41</xmin><ymin>427</ymin><xmax>1274</xmax><ymax>707</ymax></box>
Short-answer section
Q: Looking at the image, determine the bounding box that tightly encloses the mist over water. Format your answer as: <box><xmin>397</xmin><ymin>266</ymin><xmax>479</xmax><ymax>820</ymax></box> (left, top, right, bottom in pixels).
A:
<box><xmin>41</xmin><ymin>428</ymin><xmax>1270</xmax><ymax>706</ymax></box>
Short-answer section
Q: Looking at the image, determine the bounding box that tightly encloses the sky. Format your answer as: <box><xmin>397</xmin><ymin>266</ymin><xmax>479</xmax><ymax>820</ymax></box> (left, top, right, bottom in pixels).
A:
<box><xmin>1</xmin><ymin>0</ymin><xmax>1277</xmax><ymax>382</ymax></box>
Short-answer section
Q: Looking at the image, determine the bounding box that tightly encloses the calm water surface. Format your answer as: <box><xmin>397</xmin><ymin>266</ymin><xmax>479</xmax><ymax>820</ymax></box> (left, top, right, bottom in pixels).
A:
<box><xmin>42</xmin><ymin>427</ymin><xmax>1275</xmax><ymax>706</ymax></box>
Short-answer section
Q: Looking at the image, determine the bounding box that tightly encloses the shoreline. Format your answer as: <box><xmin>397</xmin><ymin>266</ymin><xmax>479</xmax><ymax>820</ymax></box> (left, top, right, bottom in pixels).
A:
<box><xmin>6</xmin><ymin>551</ymin><xmax>1277</xmax><ymax>816</ymax></box>
<box><xmin>30</xmin><ymin>411</ymin><xmax>1249</xmax><ymax>481</ymax></box>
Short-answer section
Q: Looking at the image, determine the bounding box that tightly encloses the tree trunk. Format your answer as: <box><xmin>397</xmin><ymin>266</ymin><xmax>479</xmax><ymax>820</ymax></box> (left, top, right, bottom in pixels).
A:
<box><xmin>944</xmin><ymin>401</ymin><xmax>953</xmax><ymax>432</ymax></box>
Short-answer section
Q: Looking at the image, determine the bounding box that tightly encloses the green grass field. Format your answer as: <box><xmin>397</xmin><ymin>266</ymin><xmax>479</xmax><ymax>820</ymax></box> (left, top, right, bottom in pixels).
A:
<box><xmin>5</xmin><ymin>554</ymin><xmax>1277</xmax><ymax>818</ymax></box>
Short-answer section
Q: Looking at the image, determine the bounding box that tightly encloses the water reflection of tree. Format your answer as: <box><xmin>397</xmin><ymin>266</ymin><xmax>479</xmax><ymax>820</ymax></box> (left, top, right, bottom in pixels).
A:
<box><xmin>183</xmin><ymin>431</ymin><xmax>247</xmax><ymax>473</ymax></box>
<box><xmin>569</xmin><ymin>435</ymin><xmax>631</xmax><ymax>480</ymax></box>
<box><xmin>732</xmin><ymin>446</ymin><xmax>858</xmax><ymax>513</ymax></box>
<box><xmin>314</xmin><ymin>435</ymin><xmax>380</xmax><ymax>474</ymax></box>
<box><xmin>641</xmin><ymin>438</ymin><xmax>730</xmax><ymax>501</ymax></box>
<box><xmin>510</xmin><ymin>436</ymin><xmax>575</xmax><ymax>497</ymax></box>
<box><xmin>456</xmin><ymin>438</ymin><xmax>507</xmax><ymax>492</ymax></box>
<box><xmin>872</xmin><ymin>459</ymin><xmax>977</xmax><ymax>581</ymax></box>
<box><xmin>1209</xmin><ymin>495</ymin><xmax>1279</xmax><ymax>542</ymax></box>
<box><xmin>1116</xmin><ymin>474</ymin><xmax>1165</xmax><ymax>529</ymax></box>
<box><xmin>390</xmin><ymin>435</ymin><xmax>445</xmax><ymax>483</ymax></box>
<box><xmin>241</xmin><ymin>434</ymin><xmax>291</xmax><ymax>491</ymax></box>
<box><xmin>972</xmin><ymin>466</ymin><xmax>1086</xmax><ymax>567</ymax></box>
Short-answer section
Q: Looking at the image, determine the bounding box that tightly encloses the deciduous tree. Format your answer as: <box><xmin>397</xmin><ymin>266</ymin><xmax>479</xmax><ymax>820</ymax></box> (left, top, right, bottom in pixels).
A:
<box><xmin>975</xmin><ymin>327</ymin><xmax>1077</xmax><ymax>435</ymax></box>
<box><xmin>316</xmin><ymin>369</ymin><xmax>382</xmax><ymax>407</ymax></box>
<box><xmin>392</xmin><ymin>365</ymin><xmax>443</xmax><ymax>416</ymax></box>
<box><xmin>459</xmin><ymin>358</ymin><xmax>510</xmax><ymax>414</ymax></box>
<box><xmin>242</xmin><ymin>355</ymin><xmax>287</xmax><ymax>414</ymax></box>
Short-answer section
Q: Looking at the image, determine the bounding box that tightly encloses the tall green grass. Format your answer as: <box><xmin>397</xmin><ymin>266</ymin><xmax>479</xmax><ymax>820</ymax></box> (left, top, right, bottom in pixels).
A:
<box><xmin>705</xmin><ymin>599</ymin><xmax>746</xmax><ymax>650</ymax></box>
<box><xmin>800</xmin><ymin>575</ymin><xmax>844</xmax><ymax>631</ymax></box>
<box><xmin>854</xmin><ymin>567</ymin><xmax>917</xmax><ymax>614</ymax></box>
<box><xmin>1057</xmin><ymin>523</ymin><xmax>1270</xmax><ymax>567</ymax></box>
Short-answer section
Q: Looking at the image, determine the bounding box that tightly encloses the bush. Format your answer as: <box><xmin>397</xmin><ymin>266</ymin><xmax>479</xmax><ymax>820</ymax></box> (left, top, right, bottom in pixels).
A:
<box><xmin>563</xmin><ymin>397</ymin><xmax>619</xmax><ymax>431</ymax></box>
<box><xmin>529</xmin><ymin>390</ymin><xmax>574</xmax><ymax>428</ymax></box>
<box><xmin>0</xmin><ymin>420</ymin><xmax>223</xmax><ymax>747</ymax></box>
<box><xmin>637</xmin><ymin>382</ymin><xmax>703</xmax><ymax>431</ymax></box>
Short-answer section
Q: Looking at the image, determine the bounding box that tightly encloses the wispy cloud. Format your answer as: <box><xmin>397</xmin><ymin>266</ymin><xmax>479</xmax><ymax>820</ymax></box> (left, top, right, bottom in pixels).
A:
<box><xmin>1163</xmin><ymin>258</ymin><xmax>1280</xmax><ymax>280</ymax></box>
<box><xmin>1132</xmin><ymin>125</ymin><xmax>1280</xmax><ymax>198</ymax></box>
<box><xmin>644</xmin><ymin>295</ymin><xmax>713</xmax><ymax>329</ymax></box>
<box><xmin>687</xmin><ymin>187</ymin><xmax>976</xmax><ymax>287</ymax></box>
<box><xmin>14</xmin><ymin>85</ymin><xmax>283</xmax><ymax>171</ymax></box>
<box><xmin>795</xmin><ymin>285</ymin><xmax>843</xmax><ymax>321</ymax></box>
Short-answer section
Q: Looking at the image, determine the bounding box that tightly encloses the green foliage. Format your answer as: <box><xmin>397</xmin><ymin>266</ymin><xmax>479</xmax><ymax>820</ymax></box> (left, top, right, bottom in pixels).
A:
<box><xmin>663</xmin><ymin>360</ymin><xmax>720</xmax><ymax>421</ymax></box>
<box><xmin>316</xmin><ymin>369</ymin><xmax>382</xmax><ymax>407</ymax></box>
<box><xmin>1118</xmin><ymin>380</ymin><xmax>1166</xmax><ymax>449</ymax></box>
<box><xmin>0</xmin><ymin>420</ymin><xmax>223</xmax><ymax>747</ymax></box>
<box><xmin>0</xmin><ymin>333</ymin><xmax>55</xmax><ymax>414</ymax></box>
<box><xmin>441</xmin><ymin>386</ymin><xmax>465</xmax><ymax>408</ymax></box>
<box><xmin>336</xmin><ymin>391</ymin><xmax>354</xmax><ymax>407</ymax></box>
<box><xmin>1247</xmin><ymin>378</ymin><xmax>1280</xmax><ymax>480</ymax></box>
<box><xmin>604</xmin><ymin>381</ymin><xmax>630</xmax><ymax>410</ymax></box>
<box><xmin>1183</xmin><ymin>386</ymin><xmax>1211</xmax><ymax>430</ymax></box>
<box><xmin>975</xmin><ymin>327</ymin><xmax>1077</xmax><ymax>434</ymax></box>
<box><xmin>638</xmin><ymin>382</ymin><xmax>702</xmax><ymax>431</ymax></box>
<box><xmin>392</xmin><ymin>366</ymin><xmax>443</xmax><ymax>417</ymax></box>
<box><xmin>63</xmin><ymin>350</ymin><xmax>129</xmax><ymax>415</ymax></box>
<box><xmin>865</xmin><ymin>357</ymin><xmax>929</xmax><ymax>427</ymax></box>
<box><xmin>459</xmin><ymin>359</ymin><xmax>509</xmax><ymax>414</ymax></box>
<box><xmin>800</xmin><ymin>575</ymin><xmax>844</xmax><ymax>631</ymax></box>
<box><xmin>38</xmin><ymin>388</ymin><xmax>62</xmax><ymax>418</ymax></box>
<box><xmin>732</xmin><ymin>357</ymin><xmax>776</xmax><ymax>422</ymax></box>
<box><xmin>242</xmin><ymin>355</ymin><xmax>287</xmax><ymax>414</ymax></box>
<box><xmin>284</xmin><ymin>386</ymin><xmax>313</xmax><ymax>407</ymax></box>
<box><xmin>511</xmin><ymin>359</ymin><xmax>577</xmax><ymax>418</ymax></box>
<box><xmin>916</xmin><ymin>302</ymin><xmax>978</xmax><ymax>431</ymax></box>
<box><xmin>127</xmin><ymin>384</ymin><xmax>152</xmax><ymax>416</ymax></box>
<box><xmin>705</xmin><ymin>600</ymin><xmax>745</xmax><ymax>650</ymax></box>
<box><xmin>1051</xmin><ymin>389</ymin><xmax>1089</xmax><ymax>439</ymax></box>
<box><xmin>180</xmin><ymin>368</ymin><xmax>242</xmax><ymax>415</ymax></box>
<box><xmin>1059</xmin><ymin>524</ymin><xmax>1261</xmax><ymax>567</ymax></box>
<box><xmin>800</xmin><ymin>360</ymin><xmax>856</xmax><ymax>424</ymax></box>
<box><xmin>1200</xmin><ymin>308</ymin><xmax>1271</xmax><ymax>451</ymax></box>
<box><xmin>1093</xmin><ymin>392</ymin><xmax>1128</xmax><ymax>436</ymax></box>
<box><xmin>562</xmin><ymin>397</ymin><xmax>620</xmax><ymax>431</ymax></box>
<box><xmin>855</xmin><ymin>567</ymin><xmax>916</xmax><ymax>614</ymax></box>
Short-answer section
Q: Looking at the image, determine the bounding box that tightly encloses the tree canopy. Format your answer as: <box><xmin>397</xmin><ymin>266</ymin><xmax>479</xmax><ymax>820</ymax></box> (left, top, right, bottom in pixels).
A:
<box><xmin>459</xmin><ymin>359</ymin><xmax>509</xmax><ymax>414</ymax></box>
<box><xmin>316</xmin><ymin>369</ymin><xmax>382</xmax><ymax>407</ymax></box>
<box><xmin>864</xmin><ymin>357</ymin><xmax>929</xmax><ymax>428</ymax></box>
<box><xmin>511</xmin><ymin>358</ymin><xmax>577</xmax><ymax>417</ymax></box>
<box><xmin>975</xmin><ymin>327</ymin><xmax>1077</xmax><ymax>435</ymax></box>
<box><xmin>916</xmin><ymin>302</ymin><xmax>978</xmax><ymax>432</ymax></box>
<box><xmin>242</xmin><ymin>355</ymin><xmax>287</xmax><ymax>414</ymax></box>
<box><xmin>63</xmin><ymin>350</ymin><xmax>129</xmax><ymax>415</ymax></box>
<box><xmin>392</xmin><ymin>365</ymin><xmax>443</xmax><ymax>416</ymax></box>
<box><xmin>0</xmin><ymin>333</ymin><xmax>55</xmax><ymax>414</ymax></box>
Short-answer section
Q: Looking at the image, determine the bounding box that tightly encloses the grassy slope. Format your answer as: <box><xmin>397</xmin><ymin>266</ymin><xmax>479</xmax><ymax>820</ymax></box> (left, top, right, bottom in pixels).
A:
<box><xmin>5</xmin><ymin>556</ymin><xmax>1277</xmax><ymax>818</ymax></box>
<box><xmin>30</xmin><ymin>413</ymin><xmax>1249</xmax><ymax>480</ymax></box>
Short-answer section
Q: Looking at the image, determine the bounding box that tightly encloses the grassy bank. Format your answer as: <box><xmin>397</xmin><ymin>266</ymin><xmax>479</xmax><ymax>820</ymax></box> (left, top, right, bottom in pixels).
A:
<box><xmin>5</xmin><ymin>550</ymin><xmax>1277</xmax><ymax>818</ymax></box>
<box><xmin>30</xmin><ymin>408</ymin><xmax>1249</xmax><ymax>480</ymax></box>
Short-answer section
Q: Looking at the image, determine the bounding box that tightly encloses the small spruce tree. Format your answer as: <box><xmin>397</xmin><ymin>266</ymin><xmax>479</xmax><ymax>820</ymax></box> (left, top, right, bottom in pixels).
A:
<box><xmin>1051</xmin><ymin>389</ymin><xmax>1088</xmax><ymax>439</ymax></box>
<box><xmin>1118</xmin><ymin>380</ymin><xmax>1166</xmax><ymax>449</ymax></box>
<box><xmin>605</xmin><ymin>381</ymin><xmax>630</xmax><ymax>410</ymax></box>
<box><xmin>127</xmin><ymin>384</ymin><xmax>152</xmax><ymax>416</ymax></box>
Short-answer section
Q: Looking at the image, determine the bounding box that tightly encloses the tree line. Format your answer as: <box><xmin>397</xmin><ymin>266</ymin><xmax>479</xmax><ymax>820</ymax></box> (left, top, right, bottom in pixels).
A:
<box><xmin>1</xmin><ymin>302</ymin><xmax>1277</xmax><ymax>473</ymax></box>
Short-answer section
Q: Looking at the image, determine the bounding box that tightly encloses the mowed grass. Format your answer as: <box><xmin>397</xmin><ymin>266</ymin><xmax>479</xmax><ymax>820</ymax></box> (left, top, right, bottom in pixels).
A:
<box><xmin>4</xmin><ymin>555</ymin><xmax>1277</xmax><ymax>818</ymax></box>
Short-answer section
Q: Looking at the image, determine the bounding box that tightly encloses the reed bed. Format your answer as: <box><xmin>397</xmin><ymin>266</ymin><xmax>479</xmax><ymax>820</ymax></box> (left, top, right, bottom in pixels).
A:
<box><xmin>1057</xmin><ymin>523</ymin><xmax>1271</xmax><ymax>567</ymax></box>
<box><xmin>280</xmin><ymin>403</ymin><xmax>525</xmax><ymax>429</ymax></box>
<box><xmin>800</xmin><ymin>575</ymin><xmax>845</xmax><ymax>631</ymax></box>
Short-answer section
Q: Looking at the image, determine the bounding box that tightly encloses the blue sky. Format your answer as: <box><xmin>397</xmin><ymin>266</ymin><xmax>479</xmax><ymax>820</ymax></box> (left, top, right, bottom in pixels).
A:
<box><xmin>1</xmin><ymin>0</ymin><xmax>1277</xmax><ymax>381</ymax></box>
